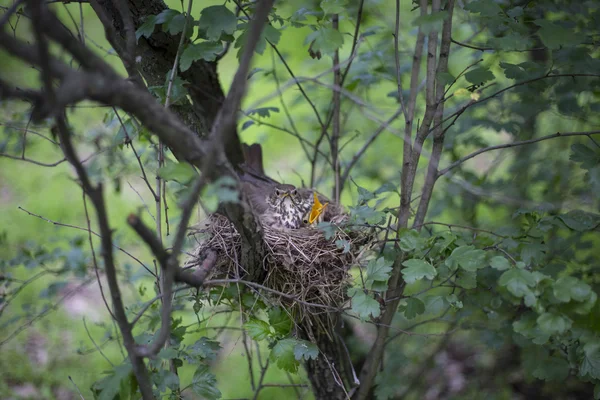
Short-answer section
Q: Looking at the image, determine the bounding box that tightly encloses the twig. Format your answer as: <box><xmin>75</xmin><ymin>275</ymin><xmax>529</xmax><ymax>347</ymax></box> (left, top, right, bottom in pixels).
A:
<box><xmin>331</xmin><ymin>13</ymin><xmax>341</xmax><ymax>203</ymax></box>
<box><xmin>68</xmin><ymin>376</ymin><xmax>86</xmax><ymax>400</ymax></box>
<box><xmin>340</xmin><ymin>108</ymin><xmax>403</xmax><ymax>191</ymax></box>
<box><xmin>0</xmin><ymin>278</ymin><xmax>94</xmax><ymax>347</ymax></box>
<box><xmin>82</xmin><ymin>192</ymin><xmax>117</xmax><ymax>321</ymax></box>
<box><xmin>438</xmin><ymin>130</ymin><xmax>600</xmax><ymax>177</ymax></box>
<box><xmin>83</xmin><ymin>317</ymin><xmax>114</xmax><ymax>367</ymax></box>
<box><xmin>53</xmin><ymin>114</ymin><xmax>154</xmax><ymax>398</ymax></box>
<box><xmin>17</xmin><ymin>206</ymin><xmax>155</xmax><ymax>277</ymax></box>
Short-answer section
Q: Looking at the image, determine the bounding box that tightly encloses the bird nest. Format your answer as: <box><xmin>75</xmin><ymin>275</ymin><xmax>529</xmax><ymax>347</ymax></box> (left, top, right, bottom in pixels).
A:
<box><xmin>186</xmin><ymin>213</ymin><xmax>374</xmax><ymax>326</ymax></box>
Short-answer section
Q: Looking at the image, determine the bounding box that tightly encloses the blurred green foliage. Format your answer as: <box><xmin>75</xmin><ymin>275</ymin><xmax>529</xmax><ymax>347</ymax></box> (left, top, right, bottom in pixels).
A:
<box><xmin>1</xmin><ymin>0</ymin><xmax>600</xmax><ymax>399</ymax></box>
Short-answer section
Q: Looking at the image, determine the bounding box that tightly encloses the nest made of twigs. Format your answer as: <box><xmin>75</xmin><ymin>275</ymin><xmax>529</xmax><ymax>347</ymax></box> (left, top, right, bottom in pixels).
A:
<box><xmin>186</xmin><ymin>212</ymin><xmax>374</xmax><ymax>327</ymax></box>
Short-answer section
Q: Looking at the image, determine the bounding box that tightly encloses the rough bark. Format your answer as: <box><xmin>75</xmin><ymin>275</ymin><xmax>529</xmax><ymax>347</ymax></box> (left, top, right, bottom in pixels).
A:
<box><xmin>302</xmin><ymin>317</ymin><xmax>353</xmax><ymax>400</ymax></box>
<box><xmin>92</xmin><ymin>1</ymin><xmax>351</xmax><ymax>398</ymax></box>
<box><xmin>95</xmin><ymin>0</ymin><xmax>243</xmax><ymax>166</ymax></box>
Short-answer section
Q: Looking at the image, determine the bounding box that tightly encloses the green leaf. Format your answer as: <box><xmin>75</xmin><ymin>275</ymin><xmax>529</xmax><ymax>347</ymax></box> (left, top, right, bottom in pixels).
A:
<box><xmin>513</xmin><ymin>314</ymin><xmax>550</xmax><ymax>345</ymax></box>
<box><xmin>192</xmin><ymin>364</ymin><xmax>222</xmax><ymax>399</ymax></box>
<box><xmin>374</xmin><ymin>182</ymin><xmax>397</xmax><ymax>195</ymax></box>
<box><xmin>198</xmin><ymin>5</ymin><xmax>237</xmax><ymax>42</ymax></box>
<box><xmin>94</xmin><ymin>364</ymin><xmax>133</xmax><ymax>400</ymax></box>
<box><xmin>580</xmin><ymin>341</ymin><xmax>600</xmax><ymax>380</ymax></box>
<box><xmin>244</xmin><ymin>319</ymin><xmax>271</xmax><ymax>341</ymax></box>
<box><xmin>204</xmin><ymin>176</ymin><xmax>240</xmax><ymax>204</ymax></box>
<box><xmin>464</xmin><ymin>0</ymin><xmax>503</xmax><ymax>17</ymax></box>
<box><xmin>365</xmin><ymin>257</ymin><xmax>393</xmax><ymax>289</ymax></box>
<box><xmin>445</xmin><ymin>293</ymin><xmax>463</xmax><ymax>309</ymax></box>
<box><xmin>455</xmin><ymin>270</ymin><xmax>477</xmax><ymax>289</ymax></box>
<box><xmin>335</xmin><ymin>239</ymin><xmax>351</xmax><ymax>253</ymax></box>
<box><xmin>498</xmin><ymin>268</ymin><xmax>536</xmax><ymax>298</ymax></box>
<box><xmin>533</xmin><ymin>356</ymin><xmax>570</xmax><ymax>381</ymax></box>
<box><xmin>247</xmin><ymin>107</ymin><xmax>280</xmax><ymax>118</ymax></box>
<box><xmin>553</xmin><ymin>276</ymin><xmax>592</xmax><ymax>303</ymax></box>
<box><xmin>401</xmin><ymin>259</ymin><xmax>437</xmax><ymax>284</ymax></box>
<box><xmin>490</xmin><ymin>255</ymin><xmax>511</xmax><ymax>271</ymax></box>
<box><xmin>317</xmin><ymin>222</ymin><xmax>337</xmax><ymax>240</ymax></box>
<box><xmin>293</xmin><ymin>339</ymin><xmax>319</xmax><ymax>361</ymax></box>
<box><xmin>167</xmin><ymin>14</ymin><xmax>186</xmax><ymax>35</ymax></box>
<box><xmin>305</xmin><ymin>27</ymin><xmax>344</xmax><ymax>55</ymax></box>
<box><xmin>158</xmin><ymin>347</ymin><xmax>178</xmax><ymax>360</ymax></box>
<box><xmin>180</xmin><ymin>42</ymin><xmax>224</xmax><ymax>71</ymax></box>
<box><xmin>348</xmin><ymin>288</ymin><xmax>381</xmax><ymax>320</ymax></box>
<box><xmin>399</xmin><ymin>297</ymin><xmax>425</xmax><ymax>319</ymax></box>
<box><xmin>500</xmin><ymin>62</ymin><xmax>527</xmax><ymax>80</ymax></box>
<box><xmin>157</xmin><ymin>160</ymin><xmax>196</xmax><ymax>184</ymax></box>
<box><xmin>320</xmin><ymin>0</ymin><xmax>348</xmax><ymax>14</ymax></box>
<box><xmin>356</xmin><ymin>184</ymin><xmax>376</xmax><ymax>203</ymax></box>
<box><xmin>188</xmin><ymin>337</ymin><xmax>221</xmax><ymax>361</ymax></box>
<box><xmin>464</xmin><ymin>67</ymin><xmax>495</xmax><ymax>84</ymax></box>
<box><xmin>349</xmin><ymin>205</ymin><xmax>386</xmax><ymax>225</ymax></box>
<box><xmin>412</xmin><ymin>11</ymin><xmax>449</xmax><ymax>35</ymax></box>
<box><xmin>270</xmin><ymin>339</ymin><xmax>300</xmax><ymax>373</ymax></box>
<box><xmin>153</xmin><ymin>369</ymin><xmax>180</xmax><ymax>392</ymax></box>
<box><xmin>136</xmin><ymin>15</ymin><xmax>158</xmax><ymax>41</ymax></box>
<box><xmin>264</xmin><ymin>25</ymin><xmax>281</xmax><ymax>46</ymax></box>
<box><xmin>155</xmin><ymin>9</ymin><xmax>179</xmax><ymax>25</ymax></box>
<box><xmin>445</xmin><ymin>245</ymin><xmax>486</xmax><ymax>272</ymax></box>
<box><xmin>507</xmin><ymin>6</ymin><xmax>523</xmax><ymax>18</ymax></box>
<box><xmin>268</xmin><ymin>307</ymin><xmax>293</xmax><ymax>337</ymax></box>
<box><xmin>520</xmin><ymin>242</ymin><xmax>546</xmax><ymax>265</ymax></box>
<box><xmin>398</xmin><ymin>229</ymin><xmax>426</xmax><ymax>252</ymax></box>
<box><xmin>537</xmin><ymin>312</ymin><xmax>572</xmax><ymax>334</ymax></box>
<box><xmin>534</xmin><ymin>20</ymin><xmax>584</xmax><ymax>49</ymax></box>
<box><xmin>558</xmin><ymin>210</ymin><xmax>600</xmax><ymax>231</ymax></box>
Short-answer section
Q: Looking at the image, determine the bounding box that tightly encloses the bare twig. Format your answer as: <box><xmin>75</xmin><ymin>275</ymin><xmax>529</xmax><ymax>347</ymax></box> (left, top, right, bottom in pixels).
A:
<box><xmin>331</xmin><ymin>13</ymin><xmax>342</xmax><ymax>203</ymax></box>
<box><xmin>438</xmin><ymin>130</ymin><xmax>600</xmax><ymax>177</ymax></box>
<box><xmin>17</xmin><ymin>206</ymin><xmax>154</xmax><ymax>277</ymax></box>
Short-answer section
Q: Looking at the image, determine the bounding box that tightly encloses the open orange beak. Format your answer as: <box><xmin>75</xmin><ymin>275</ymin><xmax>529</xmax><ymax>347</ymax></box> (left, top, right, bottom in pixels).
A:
<box><xmin>308</xmin><ymin>192</ymin><xmax>328</xmax><ymax>224</ymax></box>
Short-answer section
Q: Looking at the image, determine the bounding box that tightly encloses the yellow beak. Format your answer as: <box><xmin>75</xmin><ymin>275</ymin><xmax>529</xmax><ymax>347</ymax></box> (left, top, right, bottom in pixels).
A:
<box><xmin>308</xmin><ymin>192</ymin><xmax>328</xmax><ymax>224</ymax></box>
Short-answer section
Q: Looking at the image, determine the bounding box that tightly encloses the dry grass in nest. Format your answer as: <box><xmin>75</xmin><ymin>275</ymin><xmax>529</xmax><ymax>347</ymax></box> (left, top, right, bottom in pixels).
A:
<box><xmin>186</xmin><ymin>213</ymin><xmax>374</xmax><ymax>329</ymax></box>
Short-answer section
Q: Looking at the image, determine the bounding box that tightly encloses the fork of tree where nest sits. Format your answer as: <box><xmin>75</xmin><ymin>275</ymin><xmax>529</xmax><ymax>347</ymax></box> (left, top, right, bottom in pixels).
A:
<box><xmin>241</xmin><ymin>143</ymin><xmax>343</xmax><ymax>230</ymax></box>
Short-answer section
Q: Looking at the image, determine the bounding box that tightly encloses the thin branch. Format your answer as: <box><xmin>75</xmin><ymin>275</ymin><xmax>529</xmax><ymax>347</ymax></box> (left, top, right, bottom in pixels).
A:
<box><xmin>82</xmin><ymin>192</ymin><xmax>117</xmax><ymax>322</ymax></box>
<box><xmin>0</xmin><ymin>152</ymin><xmax>66</xmax><ymax>166</ymax></box>
<box><xmin>413</xmin><ymin>0</ymin><xmax>456</xmax><ymax>228</ymax></box>
<box><xmin>339</xmin><ymin>0</ymin><xmax>365</xmax><ymax>87</ymax></box>
<box><xmin>438</xmin><ymin>131</ymin><xmax>600</xmax><ymax>177</ymax></box>
<box><xmin>451</xmin><ymin>37</ymin><xmax>545</xmax><ymax>53</ymax></box>
<box><xmin>393</xmin><ymin>0</ymin><xmax>408</xmax><ymax>120</ymax></box>
<box><xmin>53</xmin><ymin>115</ymin><xmax>154</xmax><ymax>399</ymax></box>
<box><xmin>331</xmin><ymin>13</ymin><xmax>341</xmax><ymax>203</ymax></box>
<box><xmin>340</xmin><ymin>108</ymin><xmax>403</xmax><ymax>191</ymax></box>
<box><xmin>0</xmin><ymin>0</ymin><xmax>24</xmax><ymax>30</ymax></box>
<box><xmin>0</xmin><ymin>278</ymin><xmax>94</xmax><ymax>347</ymax></box>
<box><xmin>17</xmin><ymin>206</ymin><xmax>154</xmax><ymax>277</ymax></box>
<box><xmin>83</xmin><ymin>317</ymin><xmax>115</xmax><ymax>367</ymax></box>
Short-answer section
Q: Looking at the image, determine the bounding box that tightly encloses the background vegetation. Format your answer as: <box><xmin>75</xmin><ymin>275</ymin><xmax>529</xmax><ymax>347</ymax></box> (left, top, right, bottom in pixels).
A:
<box><xmin>1</xmin><ymin>0</ymin><xmax>599</xmax><ymax>399</ymax></box>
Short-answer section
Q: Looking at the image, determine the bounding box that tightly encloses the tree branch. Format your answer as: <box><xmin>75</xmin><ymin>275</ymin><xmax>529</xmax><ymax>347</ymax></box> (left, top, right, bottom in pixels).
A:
<box><xmin>438</xmin><ymin>130</ymin><xmax>600</xmax><ymax>177</ymax></box>
<box><xmin>413</xmin><ymin>0</ymin><xmax>456</xmax><ymax>228</ymax></box>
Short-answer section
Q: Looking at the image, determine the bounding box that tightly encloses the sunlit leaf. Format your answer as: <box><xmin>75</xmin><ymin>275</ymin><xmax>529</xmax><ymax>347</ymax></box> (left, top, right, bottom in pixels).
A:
<box><xmin>244</xmin><ymin>319</ymin><xmax>272</xmax><ymax>341</ymax></box>
<box><xmin>192</xmin><ymin>364</ymin><xmax>221</xmax><ymax>399</ymax></box>
<box><xmin>270</xmin><ymin>339</ymin><xmax>300</xmax><ymax>373</ymax></box>
<box><xmin>401</xmin><ymin>259</ymin><xmax>437</xmax><ymax>284</ymax></box>
<box><xmin>348</xmin><ymin>287</ymin><xmax>381</xmax><ymax>320</ymax></box>
<box><xmin>198</xmin><ymin>5</ymin><xmax>237</xmax><ymax>41</ymax></box>
<box><xmin>293</xmin><ymin>339</ymin><xmax>319</xmax><ymax>361</ymax></box>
